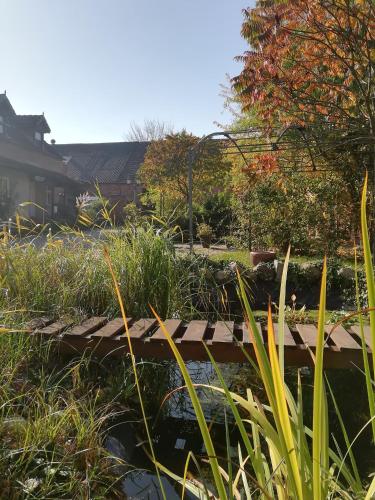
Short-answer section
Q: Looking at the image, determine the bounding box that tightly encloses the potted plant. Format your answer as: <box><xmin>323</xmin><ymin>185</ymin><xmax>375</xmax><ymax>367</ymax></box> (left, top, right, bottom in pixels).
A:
<box><xmin>197</xmin><ymin>223</ymin><xmax>213</xmax><ymax>248</ymax></box>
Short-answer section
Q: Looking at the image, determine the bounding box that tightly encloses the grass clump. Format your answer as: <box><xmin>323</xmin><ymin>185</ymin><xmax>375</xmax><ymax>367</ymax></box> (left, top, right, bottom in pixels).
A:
<box><xmin>0</xmin><ymin>224</ymin><xmax>204</xmax><ymax>321</ymax></box>
<box><xmin>0</xmin><ymin>330</ymin><xmax>138</xmax><ymax>498</ymax></box>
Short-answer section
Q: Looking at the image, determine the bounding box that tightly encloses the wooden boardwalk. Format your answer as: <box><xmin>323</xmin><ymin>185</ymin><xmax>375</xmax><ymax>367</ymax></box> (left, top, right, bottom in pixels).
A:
<box><xmin>30</xmin><ymin>317</ymin><xmax>373</xmax><ymax>369</ymax></box>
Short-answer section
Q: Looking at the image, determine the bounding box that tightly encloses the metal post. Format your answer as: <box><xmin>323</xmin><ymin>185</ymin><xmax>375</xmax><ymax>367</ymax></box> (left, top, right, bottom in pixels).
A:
<box><xmin>186</xmin><ymin>131</ymin><xmax>249</xmax><ymax>253</ymax></box>
<box><xmin>188</xmin><ymin>149</ymin><xmax>194</xmax><ymax>252</ymax></box>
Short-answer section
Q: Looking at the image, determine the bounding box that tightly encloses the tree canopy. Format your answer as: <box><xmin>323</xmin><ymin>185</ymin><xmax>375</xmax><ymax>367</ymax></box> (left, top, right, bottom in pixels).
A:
<box><xmin>231</xmin><ymin>0</ymin><xmax>375</xmax><ymax>226</ymax></box>
<box><xmin>138</xmin><ymin>131</ymin><xmax>231</xmax><ymax>209</ymax></box>
<box><xmin>233</xmin><ymin>0</ymin><xmax>375</xmax><ymax>133</ymax></box>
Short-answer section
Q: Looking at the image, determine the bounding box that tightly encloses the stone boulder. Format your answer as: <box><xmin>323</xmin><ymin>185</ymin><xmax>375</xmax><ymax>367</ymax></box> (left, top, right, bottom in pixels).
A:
<box><xmin>254</xmin><ymin>262</ymin><xmax>275</xmax><ymax>281</ymax></box>
<box><xmin>214</xmin><ymin>269</ymin><xmax>231</xmax><ymax>284</ymax></box>
<box><xmin>300</xmin><ymin>262</ymin><xmax>322</xmax><ymax>283</ymax></box>
<box><xmin>338</xmin><ymin>266</ymin><xmax>355</xmax><ymax>283</ymax></box>
<box><xmin>274</xmin><ymin>260</ymin><xmax>284</xmax><ymax>282</ymax></box>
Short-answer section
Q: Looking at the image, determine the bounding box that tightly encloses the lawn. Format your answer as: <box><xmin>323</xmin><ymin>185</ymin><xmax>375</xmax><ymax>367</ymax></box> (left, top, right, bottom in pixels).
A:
<box><xmin>208</xmin><ymin>248</ymin><xmax>359</xmax><ymax>269</ymax></box>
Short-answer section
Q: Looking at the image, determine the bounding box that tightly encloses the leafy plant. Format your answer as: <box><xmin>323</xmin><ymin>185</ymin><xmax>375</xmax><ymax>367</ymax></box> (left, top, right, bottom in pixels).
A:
<box><xmin>196</xmin><ymin>223</ymin><xmax>214</xmax><ymax>240</ymax></box>
<box><xmin>273</xmin><ymin>294</ymin><xmax>309</xmax><ymax>326</ymax></box>
<box><xmin>136</xmin><ymin>176</ymin><xmax>375</xmax><ymax>498</ymax></box>
<box><xmin>231</xmin><ymin>171</ymin><xmax>351</xmax><ymax>254</ymax></box>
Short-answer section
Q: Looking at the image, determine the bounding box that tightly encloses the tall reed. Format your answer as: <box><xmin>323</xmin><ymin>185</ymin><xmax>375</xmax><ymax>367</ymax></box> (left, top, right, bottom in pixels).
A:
<box><xmin>0</xmin><ymin>223</ymin><xmax>198</xmax><ymax>320</ymax></box>
<box><xmin>144</xmin><ymin>177</ymin><xmax>375</xmax><ymax>499</ymax></box>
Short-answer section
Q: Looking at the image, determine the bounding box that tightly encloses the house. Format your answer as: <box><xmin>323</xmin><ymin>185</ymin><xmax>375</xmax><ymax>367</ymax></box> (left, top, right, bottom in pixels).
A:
<box><xmin>0</xmin><ymin>93</ymin><xmax>84</xmax><ymax>223</ymax></box>
<box><xmin>53</xmin><ymin>141</ymin><xmax>148</xmax><ymax>217</ymax></box>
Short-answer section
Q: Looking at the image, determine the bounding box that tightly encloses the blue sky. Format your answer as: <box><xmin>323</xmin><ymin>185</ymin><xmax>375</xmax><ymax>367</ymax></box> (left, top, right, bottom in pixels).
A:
<box><xmin>2</xmin><ymin>0</ymin><xmax>252</xmax><ymax>144</ymax></box>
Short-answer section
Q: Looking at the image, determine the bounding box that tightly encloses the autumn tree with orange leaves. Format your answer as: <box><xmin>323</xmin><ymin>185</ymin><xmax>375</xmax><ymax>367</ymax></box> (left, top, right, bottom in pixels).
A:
<box><xmin>234</xmin><ymin>0</ymin><xmax>375</xmax><ymax>132</ymax></box>
<box><xmin>232</xmin><ymin>0</ymin><xmax>375</xmax><ymax>236</ymax></box>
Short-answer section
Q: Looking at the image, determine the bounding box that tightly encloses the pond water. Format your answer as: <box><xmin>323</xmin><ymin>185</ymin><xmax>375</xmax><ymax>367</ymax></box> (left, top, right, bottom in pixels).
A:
<box><xmin>107</xmin><ymin>361</ymin><xmax>244</xmax><ymax>498</ymax></box>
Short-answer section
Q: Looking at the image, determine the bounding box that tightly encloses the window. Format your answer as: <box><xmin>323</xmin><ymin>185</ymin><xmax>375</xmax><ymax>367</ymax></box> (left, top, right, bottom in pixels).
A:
<box><xmin>35</xmin><ymin>131</ymin><xmax>42</xmax><ymax>141</ymax></box>
<box><xmin>0</xmin><ymin>116</ymin><xmax>3</xmax><ymax>134</ymax></box>
<box><xmin>0</xmin><ymin>177</ymin><xmax>10</xmax><ymax>200</ymax></box>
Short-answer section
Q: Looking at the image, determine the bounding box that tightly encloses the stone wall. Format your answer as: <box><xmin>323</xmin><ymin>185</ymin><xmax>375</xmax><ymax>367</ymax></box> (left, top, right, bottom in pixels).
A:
<box><xmin>213</xmin><ymin>259</ymin><xmax>359</xmax><ymax>311</ymax></box>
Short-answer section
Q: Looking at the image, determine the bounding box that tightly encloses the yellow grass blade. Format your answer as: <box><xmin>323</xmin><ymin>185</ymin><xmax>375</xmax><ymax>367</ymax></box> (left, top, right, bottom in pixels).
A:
<box><xmin>312</xmin><ymin>257</ymin><xmax>327</xmax><ymax>500</ymax></box>
<box><xmin>103</xmin><ymin>247</ymin><xmax>166</xmax><ymax>500</ymax></box>
<box><xmin>278</xmin><ymin>245</ymin><xmax>291</xmax><ymax>379</ymax></box>
<box><xmin>360</xmin><ymin>173</ymin><xmax>375</xmax><ymax>442</ymax></box>
<box><xmin>267</xmin><ymin>305</ymin><xmax>303</xmax><ymax>499</ymax></box>
<box><xmin>150</xmin><ymin>306</ymin><xmax>227</xmax><ymax>499</ymax></box>
<box><xmin>365</xmin><ymin>475</ymin><xmax>375</xmax><ymax>500</ymax></box>
<box><xmin>361</xmin><ymin>172</ymin><xmax>375</xmax><ymax>375</ymax></box>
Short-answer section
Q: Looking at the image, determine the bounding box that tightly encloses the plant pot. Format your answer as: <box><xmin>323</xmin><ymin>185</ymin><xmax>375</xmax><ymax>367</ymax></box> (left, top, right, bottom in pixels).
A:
<box><xmin>250</xmin><ymin>250</ymin><xmax>276</xmax><ymax>267</ymax></box>
<box><xmin>201</xmin><ymin>238</ymin><xmax>211</xmax><ymax>248</ymax></box>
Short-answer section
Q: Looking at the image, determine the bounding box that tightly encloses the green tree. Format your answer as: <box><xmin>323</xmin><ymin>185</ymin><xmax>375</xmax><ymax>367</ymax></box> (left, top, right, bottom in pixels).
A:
<box><xmin>138</xmin><ymin>131</ymin><xmax>231</xmax><ymax>213</ymax></box>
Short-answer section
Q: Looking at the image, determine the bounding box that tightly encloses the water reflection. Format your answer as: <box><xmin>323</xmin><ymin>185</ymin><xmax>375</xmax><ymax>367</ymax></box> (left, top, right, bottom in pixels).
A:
<box><xmin>112</xmin><ymin>360</ymin><xmax>243</xmax><ymax>498</ymax></box>
<box><xmin>167</xmin><ymin>361</ymin><xmax>241</xmax><ymax>423</ymax></box>
<box><xmin>121</xmin><ymin>471</ymin><xmax>182</xmax><ymax>499</ymax></box>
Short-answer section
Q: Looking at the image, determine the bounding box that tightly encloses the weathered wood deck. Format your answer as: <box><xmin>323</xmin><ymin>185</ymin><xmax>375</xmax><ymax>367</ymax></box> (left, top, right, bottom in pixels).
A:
<box><xmin>30</xmin><ymin>317</ymin><xmax>373</xmax><ymax>369</ymax></box>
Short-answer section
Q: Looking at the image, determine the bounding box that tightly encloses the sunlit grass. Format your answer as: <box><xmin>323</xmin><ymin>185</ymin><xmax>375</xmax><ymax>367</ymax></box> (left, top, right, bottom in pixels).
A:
<box><xmin>209</xmin><ymin>249</ymin><xmax>360</xmax><ymax>269</ymax></box>
<box><xmin>0</xmin><ymin>224</ymin><xmax>213</xmax><ymax>322</ymax></box>
<box><xmin>0</xmin><ymin>331</ymin><xmax>136</xmax><ymax>497</ymax></box>
<box><xmin>139</xmin><ymin>176</ymin><xmax>375</xmax><ymax>499</ymax></box>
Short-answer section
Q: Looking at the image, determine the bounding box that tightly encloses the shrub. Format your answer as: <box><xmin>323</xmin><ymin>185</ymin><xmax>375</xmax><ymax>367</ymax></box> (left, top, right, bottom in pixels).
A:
<box><xmin>195</xmin><ymin>192</ymin><xmax>233</xmax><ymax>239</ymax></box>
<box><xmin>232</xmin><ymin>171</ymin><xmax>352</xmax><ymax>254</ymax></box>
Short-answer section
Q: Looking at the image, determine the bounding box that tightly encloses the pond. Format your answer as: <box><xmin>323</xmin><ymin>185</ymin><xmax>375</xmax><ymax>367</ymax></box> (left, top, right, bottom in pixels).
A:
<box><xmin>106</xmin><ymin>361</ymin><xmax>244</xmax><ymax>498</ymax></box>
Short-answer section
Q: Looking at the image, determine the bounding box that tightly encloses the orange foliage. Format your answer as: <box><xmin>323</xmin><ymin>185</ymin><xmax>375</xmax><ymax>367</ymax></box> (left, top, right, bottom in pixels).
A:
<box><xmin>233</xmin><ymin>0</ymin><xmax>375</xmax><ymax>129</ymax></box>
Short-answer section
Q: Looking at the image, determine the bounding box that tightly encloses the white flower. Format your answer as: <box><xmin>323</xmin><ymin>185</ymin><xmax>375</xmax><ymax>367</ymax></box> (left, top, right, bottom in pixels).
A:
<box><xmin>44</xmin><ymin>466</ymin><xmax>57</xmax><ymax>476</ymax></box>
<box><xmin>58</xmin><ymin>469</ymin><xmax>70</xmax><ymax>477</ymax></box>
<box><xmin>22</xmin><ymin>478</ymin><xmax>40</xmax><ymax>493</ymax></box>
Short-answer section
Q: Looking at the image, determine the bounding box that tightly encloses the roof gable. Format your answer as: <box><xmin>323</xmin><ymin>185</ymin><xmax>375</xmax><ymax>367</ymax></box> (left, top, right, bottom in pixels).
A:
<box><xmin>16</xmin><ymin>114</ymin><xmax>51</xmax><ymax>133</ymax></box>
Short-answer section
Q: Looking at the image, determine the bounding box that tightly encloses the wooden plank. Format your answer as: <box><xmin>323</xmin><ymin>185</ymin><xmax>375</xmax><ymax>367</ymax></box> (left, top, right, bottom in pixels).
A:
<box><xmin>91</xmin><ymin>318</ymin><xmax>126</xmax><ymax>339</ymax></box>
<box><xmin>212</xmin><ymin>321</ymin><xmax>235</xmax><ymax>343</ymax></box>
<box><xmin>350</xmin><ymin>325</ymin><xmax>373</xmax><ymax>351</ymax></box>
<box><xmin>296</xmin><ymin>324</ymin><xmax>319</xmax><ymax>347</ymax></box>
<box><xmin>36</xmin><ymin>321</ymin><xmax>71</xmax><ymax>336</ymax></box>
<box><xmin>272</xmin><ymin>322</ymin><xmax>296</xmax><ymax>346</ymax></box>
<box><xmin>64</xmin><ymin>317</ymin><xmax>107</xmax><ymax>337</ymax></box>
<box><xmin>178</xmin><ymin>320</ymin><xmax>207</xmax><ymax>343</ymax></box>
<box><xmin>123</xmin><ymin>318</ymin><xmax>157</xmax><ymax>340</ymax></box>
<box><xmin>325</xmin><ymin>325</ymin><xmax>361</xmax><ymax>351</ymax></box>
<box><xmin>149</xmin><ymin>319</ymin><xmax>182</xmax><ymax>341</ymax></box>
<box><xmin>242</xmin><ymin>322</ymin><xmax>263</xmax><ymax>344</ymax></box>
<box><xmin>24</xmin><ymin>314</ymin><xmax>372</xmax><ymax>368</ymax></box>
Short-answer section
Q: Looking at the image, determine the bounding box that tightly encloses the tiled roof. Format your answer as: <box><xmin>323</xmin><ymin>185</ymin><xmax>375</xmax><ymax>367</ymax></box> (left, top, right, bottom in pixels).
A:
<box><xmin>16</xmin><ymin>114</ymin><xmax>51</xmax><ymax>133</ymax></box>
<box><xmin>53</xmin><ymin>141</ymin><xmax>149</xmax><ymax>183</ymax></box>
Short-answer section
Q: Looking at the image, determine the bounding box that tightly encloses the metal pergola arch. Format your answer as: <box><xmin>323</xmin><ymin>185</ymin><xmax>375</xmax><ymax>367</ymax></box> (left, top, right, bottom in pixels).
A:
<box><xmin>187</xmin><ymin>125</ymin><xmax>374</xmax><ymax>253</ymax></box>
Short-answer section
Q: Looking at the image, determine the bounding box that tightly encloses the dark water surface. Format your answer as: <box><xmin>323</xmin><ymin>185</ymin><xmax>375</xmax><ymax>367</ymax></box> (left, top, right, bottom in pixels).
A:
<box><xmin>108</xmin><ymin>361</ymin><xmax>242</xmax><ymax>498</ymax></box>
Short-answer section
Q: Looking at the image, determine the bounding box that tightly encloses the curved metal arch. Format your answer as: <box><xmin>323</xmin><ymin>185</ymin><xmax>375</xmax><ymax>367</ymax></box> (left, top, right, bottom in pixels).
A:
<box><xmin>274</xmin><ymin>125</ymin><xmax>317</xmax><ymax>171</ymax></box>
<box><xmin>186</xmin><ymin>125</ymin><xmax>374</xmax><ymax>254</ymax></box>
